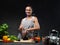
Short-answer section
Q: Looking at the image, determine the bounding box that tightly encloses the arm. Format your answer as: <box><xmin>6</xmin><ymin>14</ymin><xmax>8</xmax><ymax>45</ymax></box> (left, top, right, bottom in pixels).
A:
<box><xmin>18</xmin><ymin>19</ymin><xmax>27</xmax><ymax>37</ymax></box>
<box><xmin>27</xmin><ymin>17</ymin><xmax>40</xmax><ymax>31</ymax></box>
<box><xmin>18</xmin><ymin>19</ymin><xmax>23</xmax><ymax>31</ymax></box>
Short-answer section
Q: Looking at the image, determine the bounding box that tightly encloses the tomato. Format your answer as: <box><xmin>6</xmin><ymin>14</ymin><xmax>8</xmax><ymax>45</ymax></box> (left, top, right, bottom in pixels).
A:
<box><xmin>3</xmin><ymin>36</ymin><xmax>7</xmax><ymax>42</ymax></box>
<box><xmin>34</xmin><ymin>36</ymin><xmax>41</xmax><ymax>43</ymax></box>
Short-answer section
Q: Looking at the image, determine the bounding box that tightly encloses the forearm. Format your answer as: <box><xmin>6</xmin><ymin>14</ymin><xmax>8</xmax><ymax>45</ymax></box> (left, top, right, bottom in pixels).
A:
<box><xmin>27</xmin><ymin>27</ymin><xmax>40</xmax><ymax>31</ymax></box>
<box><xmin>18</xmin><ymin>25</ymin><xmax>23</xmax><ymax>31</ymax></box>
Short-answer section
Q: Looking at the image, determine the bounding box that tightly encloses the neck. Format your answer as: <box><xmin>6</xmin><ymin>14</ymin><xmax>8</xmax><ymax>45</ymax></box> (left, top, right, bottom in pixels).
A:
<box><xmin>27</xmin><ymin>15</ymin><xmax>32</xmax><ymax>18</ymax></box>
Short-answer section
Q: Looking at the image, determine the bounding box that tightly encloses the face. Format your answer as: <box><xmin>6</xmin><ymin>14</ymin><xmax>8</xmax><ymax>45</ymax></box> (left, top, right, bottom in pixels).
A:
<box><xmin>25</xmin><ymin>6</ymin><xmax>32</xmax><ymax>16</ymax></box>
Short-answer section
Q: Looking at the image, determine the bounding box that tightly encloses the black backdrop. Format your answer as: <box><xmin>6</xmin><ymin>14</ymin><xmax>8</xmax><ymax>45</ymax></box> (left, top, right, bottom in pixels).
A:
<box><xmin>0</xmin><ymin>0</ymin><xmax>60</xmax><ymax>36</ymax></box>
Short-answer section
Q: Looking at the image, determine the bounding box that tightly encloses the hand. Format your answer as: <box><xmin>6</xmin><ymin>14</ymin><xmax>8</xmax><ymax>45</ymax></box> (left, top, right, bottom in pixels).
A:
<box><xmin>26</xmin><ymin>29</ymin><xmax>30</xmax><ymax>31</ymax></box>
<box><xmin>22</xmin><ymin>30</ymin><xmax>27</xmax><ymax>36</ymax></box>
<box><xmin>26</xmin><ymin>28</ymin><xmax>31</xmax><ymax>32</ymax></box>
<box><xmin>22</xmin><ymin>29</ymin><xmax>30</xmax><ymax>36</ymax></box>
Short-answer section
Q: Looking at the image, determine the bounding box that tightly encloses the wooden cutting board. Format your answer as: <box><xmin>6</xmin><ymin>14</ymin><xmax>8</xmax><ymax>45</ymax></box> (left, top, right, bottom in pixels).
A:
<box><xmin>14</xmin><ymin>39</ymin><xmax>35</xmax><ymax>43</ymax></box>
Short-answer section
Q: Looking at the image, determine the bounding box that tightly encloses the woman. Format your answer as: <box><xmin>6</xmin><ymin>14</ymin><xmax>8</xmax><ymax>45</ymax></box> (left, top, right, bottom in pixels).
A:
<box><xmin>18</xmin><ymin>5</ymin><xmax>40</xmax><ymax>40</ymax></box>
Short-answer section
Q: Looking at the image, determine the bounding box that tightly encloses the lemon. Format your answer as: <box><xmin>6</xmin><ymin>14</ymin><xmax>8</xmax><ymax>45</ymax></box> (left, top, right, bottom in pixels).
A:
<box><xmin>7</xmin><ymin>38</ymin><xmax>11</xmax><ymax>41</ymax></box>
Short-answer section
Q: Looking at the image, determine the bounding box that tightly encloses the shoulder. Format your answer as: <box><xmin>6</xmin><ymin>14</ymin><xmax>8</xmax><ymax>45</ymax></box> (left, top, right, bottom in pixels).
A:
<box><xmin>21</xmin><ymin>17</ymin><xmax>26</xmax><ymax>21</ymax></box>
<box><xmin>32</xmin><ymin>16</ymin><xmax>38</xmax><ymax>20</ymax></box>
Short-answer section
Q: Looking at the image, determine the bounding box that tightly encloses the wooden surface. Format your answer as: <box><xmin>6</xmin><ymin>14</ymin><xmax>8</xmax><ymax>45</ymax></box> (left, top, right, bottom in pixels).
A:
<box><xmin>0</xmin><ymin>39</ymin><xmax>35</xmax><ymax>43</ymax></box>
<box><xmin>14</xmin><ymin>39</ymin><xmax>35</xmax><ymax>43</ymax></box>
<box><xmin>0</xmin><ymin>39</ymin><xmax>3</xmax><ymax>41</ymax></box>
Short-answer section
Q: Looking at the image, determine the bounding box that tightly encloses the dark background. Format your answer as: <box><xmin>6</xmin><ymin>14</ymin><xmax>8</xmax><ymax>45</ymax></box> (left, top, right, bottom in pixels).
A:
<box><xmin>0</xmin><ymin>0</ymin><xmax>60</xmax><ymax>36</ymax></box>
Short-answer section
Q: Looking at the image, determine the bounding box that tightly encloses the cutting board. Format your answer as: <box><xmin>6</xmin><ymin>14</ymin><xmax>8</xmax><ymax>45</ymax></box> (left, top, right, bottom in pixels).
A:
<box><xmin>14</xmin><ymin>39</ymin><xmax>35</xmax><ymax>43</ymax></box>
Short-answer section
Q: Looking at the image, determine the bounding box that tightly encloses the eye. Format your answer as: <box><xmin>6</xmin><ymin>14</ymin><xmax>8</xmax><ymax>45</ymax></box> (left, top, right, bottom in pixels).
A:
<box><xmin>26</xmin><ymin>9</ymin><xmax>31</xmax><ymax>11</ymax></box>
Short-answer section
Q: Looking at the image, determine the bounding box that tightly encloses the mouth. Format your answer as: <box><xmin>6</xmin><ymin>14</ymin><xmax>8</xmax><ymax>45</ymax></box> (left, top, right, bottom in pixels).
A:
<box><xmin>26</xmin><ymin>12</ymin><xmax>31</xmax><ymax>14</ymax></box>
<box><xmin>27</xmin><ymin>12</ymin><xmax>30</xmax><ymax>13</ymax></box>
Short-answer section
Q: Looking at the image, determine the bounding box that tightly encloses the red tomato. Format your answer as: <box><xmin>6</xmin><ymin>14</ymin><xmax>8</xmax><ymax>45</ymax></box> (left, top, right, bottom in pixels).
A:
<box><xmin>35</xmin><ymin>36</ymin><xmax>41</xmax><ymax>42</ymax></box>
